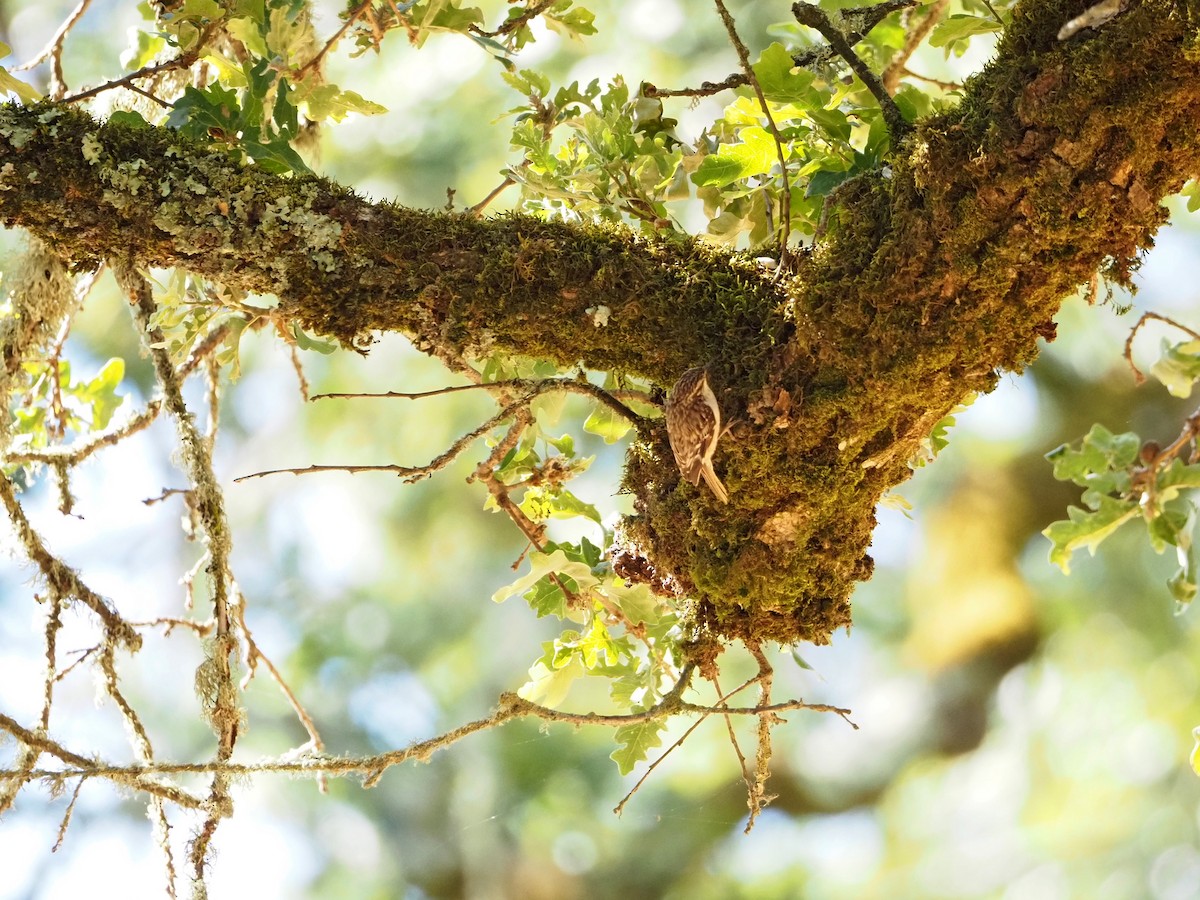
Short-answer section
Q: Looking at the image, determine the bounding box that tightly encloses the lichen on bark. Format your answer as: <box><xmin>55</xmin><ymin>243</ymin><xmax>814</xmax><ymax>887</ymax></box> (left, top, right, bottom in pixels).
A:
<box><xmin>1</xmin><ymin>0</ymin><xmax>1198</xmax><ymax>646</ymax></box>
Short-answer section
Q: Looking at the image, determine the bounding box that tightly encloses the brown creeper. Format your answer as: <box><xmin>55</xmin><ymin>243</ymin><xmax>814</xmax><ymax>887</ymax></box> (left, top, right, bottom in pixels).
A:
<box><xmin>664</xmin><ymin>366</ymin><xmax>729</xmax><ymax>503</ymax></box>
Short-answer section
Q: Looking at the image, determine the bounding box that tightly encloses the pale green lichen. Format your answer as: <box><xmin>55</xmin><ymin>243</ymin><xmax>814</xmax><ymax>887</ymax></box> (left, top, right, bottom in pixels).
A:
<box><xmin>81</xmin><ymin>132</ymin><xmax>102</xmax><ymax>164</ymax></box>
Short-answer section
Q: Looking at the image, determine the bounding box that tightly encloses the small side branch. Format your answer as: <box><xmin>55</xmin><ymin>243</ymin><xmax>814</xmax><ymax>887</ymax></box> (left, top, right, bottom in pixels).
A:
<box><xmin>881</xmin><ymin>0</ymin><xmax>950</xmax><ymax>94</ymax></box>
<box><xmin>312</xmin><ymin>376</ymin><xmax>654</xmax><ymax>432</ymax></box>
<box><xmin>792</xmin><ymin>1</ymin><xmax>912</xmax><ymax>141</ymax></box>
<box><xmin>0</xmin><ymin>711</ymin><xmax>203</xmax><ymax>809</ymax></box>
<box><xmin>0</xmin><ymin>684</ymin><xmax>855</xmax><ymax>789</ymax></box>
<box><xmin>60</xmin><ymin>23</ymin><xmax>219</xmax><ymax>105</ymax></box>
<box><xmin>714</xmin><ymin>0</ymin><xmax>793</xmax><ymax>261</ymax></box>
<box><xmin>1124</xmin><ymin>311</ymin><xmax>1200</xmax><ymax>384</ymax></box>
<box><xmin>0</xmin><ymin>473</ymin><xmax>140</xmax><ymax>649</ymax></box>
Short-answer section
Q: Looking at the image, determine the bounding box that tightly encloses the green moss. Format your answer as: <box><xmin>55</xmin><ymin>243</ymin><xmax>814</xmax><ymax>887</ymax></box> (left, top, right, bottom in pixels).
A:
<box><xmin>2</xmin><ymin>0</ymin><xmax>1200</xmax><ymax>647</ymax></box>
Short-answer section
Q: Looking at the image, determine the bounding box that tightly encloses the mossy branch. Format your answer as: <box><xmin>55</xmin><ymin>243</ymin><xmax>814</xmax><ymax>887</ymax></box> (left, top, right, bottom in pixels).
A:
<box><xmin>0</xmin><ymin>0</ymin><xmax>1198</xmax><ymax>644</ymax></box>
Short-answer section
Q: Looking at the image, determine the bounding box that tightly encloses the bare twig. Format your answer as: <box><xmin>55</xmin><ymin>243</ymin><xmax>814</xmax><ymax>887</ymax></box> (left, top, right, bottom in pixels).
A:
<box><xmin>744</xmin><ymin>642</ymin><xmax>779</xmax><ymax>832</ymax></box>
<box><xmin>6</xmin><ymin>402</ymin><xmax>162</xmax><ymax>467</ymax></box>
<box><xmin>236</xmin><ymin>391</ymin><xmax>541</xmax><ymax>483</ymax></box>
<box><xmin>313</xmin><ymin>376</ymin><xmax>654</xmax><ymax>431</ymax></box>
<box><xmin>113</xmin><ymin>262</ymin><xmax>239</xmax><ymax>884</ymax></box>
<box><xmin>51</xmin><ymin>777</ymin><xmax>85</xmax><ymax>852</ymax></box>
<box><xmin>1124</xmin><ymin>311</ymin><xmax>1200</xmax><ymax>384</ymax></box>
<box><xmin>295</xmin><ymin>0</ymin><xmax>374</xmax><ymax>78</ymax></box>
<box><xmin>60</xmin><ymin>23</ymin><xmax>219</xmax><ymax>105</ymax></box>
<box><xmin>0</xmin><ymin>474</ymin><xmax>141</xmax><ymax>649</ymax></box>
<box><xmin>882</xmin><ymin>0</ymin><xmax>950</xmax><ymax>94</ymax></box>
<box><xmin>645</xmin><ymin>0</ymin><xmax>916</xmax><ymax>100</ymax></box>
<box><xmin>643</xmin><ymin>74</ymin><xmax>747</xmax><ymax>100</ymax></box>
<box><xmin>0</xmin><ymin>711</ymin><xmax>203</xmax><ymax>809</ymax></box>
<box><xmin>472</xmin><ymin>0</ymin><xmax>556</xmax><ymax>38</ymax></box>
<box><xmin>900</xmin><ymin>68</ymin><xmax>963</xmax><ymax>91</ymax></box>
<box><xmin>1</xmin><ymin>683</ymin><xmax>854</xmax><ymax>791</ymax></box>
<box><xmin>233</xmin><ymin>598</ymin><xmax>328</xmax><ymax>794</ymax></box>
<box><xmin>614</xmin><ymin>671</ymin><xmax>762</xmax><ymax>817</ymax></box>
<box><xmin>470</xmin><ymin>174</ymin><xmax>518</xmax><ymax>216</ymax></box>
<box><xmin>15</xmin><ymin>0</ymin><xmax>94</xmax><ymax>98</ymax></box>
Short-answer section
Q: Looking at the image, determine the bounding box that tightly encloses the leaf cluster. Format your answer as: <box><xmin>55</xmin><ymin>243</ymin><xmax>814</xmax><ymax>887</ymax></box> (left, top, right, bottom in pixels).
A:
<box><xmin>1043</xmin><ymin>334</ymin><xmax>1200</xmax><ymax>611</ymax></box>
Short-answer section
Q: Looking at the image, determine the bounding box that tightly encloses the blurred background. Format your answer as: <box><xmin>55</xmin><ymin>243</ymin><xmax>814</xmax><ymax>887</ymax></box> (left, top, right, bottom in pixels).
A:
<box><xmin>2</xmin><ymin>1</ymin><xmax>1199</xmax><ymax>898</ymax></box>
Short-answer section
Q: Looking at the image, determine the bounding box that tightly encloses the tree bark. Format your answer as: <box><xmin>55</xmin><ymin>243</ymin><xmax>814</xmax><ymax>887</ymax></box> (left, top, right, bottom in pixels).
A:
<box><xmin>2</xmin><ymin>0</ymin><xmax>1198</xmax><ymax>644</ymax></box>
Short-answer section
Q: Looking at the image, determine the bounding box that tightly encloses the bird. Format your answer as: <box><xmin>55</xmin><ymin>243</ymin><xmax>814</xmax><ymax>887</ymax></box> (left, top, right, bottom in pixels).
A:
<box><xmin>664</xmin><ymin>365</ymin><xmax>729</xmax><ymax>503</ymax></box>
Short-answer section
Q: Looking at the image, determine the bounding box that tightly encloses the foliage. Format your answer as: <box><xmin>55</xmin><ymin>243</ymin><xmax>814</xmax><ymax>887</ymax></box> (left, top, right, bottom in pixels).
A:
<box><xmin>1044</xmin><ymin>329</ymin><xmax>1200</xmax><ymax>612</ymax></box>
<box><xmin>2</xmin><ymin>0</ymin><xmax>1200</xmax><ymax>895</ymax></box>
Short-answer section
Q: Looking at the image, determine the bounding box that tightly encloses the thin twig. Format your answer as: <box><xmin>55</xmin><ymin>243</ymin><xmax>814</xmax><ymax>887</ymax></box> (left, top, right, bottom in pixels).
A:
<box><xmin>113</xmin><ymin>262</ymin><xmax>239</xmax><ymax>885</ymax></box>
<box><xmin>792</xmin><ymin>1</ymin><xmax>911</xmax><ymax>141</ymax></box>
<box><xmin>60</xmin><ymin>23</ymin><xmax>219</xmax><ymax>105</ymax></box>
<box><xmin>881</xmin><ymin>0</ymin><xmax>950</xmax><ymax>94</ymax></box>
<box><xmin>900</xmin><ymin>68</ymin><xmax>963</xmax><ymax>91</ymax></box>
<box><xmin>6</xmin><ymin>402</ymin><xmax>162</xmax><ymax>467</ymax></box>
<box><xmin>714</xmin><ymin>0</ymin><xmax>793</xmax><ymax>263</ymax></box>
<box><xmin>472</xmin><ymin>0</ymin><xmax>556</xmax><ymax>38</ymax></box>
<box><xmin>294</xmin><ymin>0</ymin><xmax>374</xmax><ymax>78</ymax></box>
<box><xmin>236</xmin><ymin>391</ymin><xmax>540</xmax><ymax>483</ymax></box>
<box><xmin>614</xmin><ymin>671</ymin><xmax>762</xmax><ymax>816</ymax></box>
<box><xmin>0</xmin><ymin>692</ymin><xmax>856</xmax><ymax>783</ymax></box>
<box><xmin>645</xmin><ymin>0</ymin><xmax>916</xmax><ymax>100</ymax></box>
<box><xmin>312</xmin><ymin>377</ymin><xmax>654</xmax><ymax>431</ymax></box>
<box><xmin>51</xmin><ymin>778</ymin><xmax>85</xmax><ymax>852</ymax></box>
<box><xmin>744</xmin><ymin>642</ymin><xmax>779</xmax><ymax>832</ymax></box>
<box><xmin>0</xmin><ymin>711</ymin><xmax>203</xmax><ymax>809</ymax></box>
<box><xmin>233</xmin><ymin>598</ymin><xmax>328</xmax><ymax>793</ymax></box>
<box><xmin>15</xmin><ymin>0</ymin><xmax>94</xmax><ymax>98</ymax></box>
<box><xmin>0</xmin><ymin>473</ymin><xmax>141</xmax><ymax>649</ymax></box>
<box><xmin>470</xmin><ymin>175</ymin><xmax>517</xmax><ymax>216</ymax></box>
<box><xmin>1124</xmin><ymin>311</ymin><xmax>1200</xmax><ymax>384</ymax></box>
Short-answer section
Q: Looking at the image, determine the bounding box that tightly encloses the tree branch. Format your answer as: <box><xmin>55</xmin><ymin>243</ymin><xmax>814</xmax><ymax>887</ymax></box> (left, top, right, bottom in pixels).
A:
<box><xmin>2</xmin><ymin>0</ymin><xmax>1198</xmax><ymax>644</ymax></box>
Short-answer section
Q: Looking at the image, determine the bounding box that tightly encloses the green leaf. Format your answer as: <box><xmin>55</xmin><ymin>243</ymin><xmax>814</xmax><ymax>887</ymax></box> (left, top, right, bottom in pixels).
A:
<box><xmin>691</xmin><ymin>126</ymin><xmax>777</xmax><ymax>188</ymax></box>
<box><xmin>1156</xmin><ymin>460</ymin><xmax>1200</xmax><ymax>495</ymax></box>
<box><xmin>492</xmin><ymin>548</ymin><xmax>599</xmax><ymax>604</ymax></box>
<box><xmin>1045</xmin><ymin>424</ymin><xmax>1141</xmax><ymax>486</ymax></box>
<box><xmin>1151</xmin><ymin>339</ymin><xmax>1200</xmax><ymax>398</ymax></box>
<box><xmin>167</xmin><ymin>83</ymin><xmax>242</xmax><ymax>135</ymax></box>
<box><xmin>243</xmin><ymin>136</ymin><xmax>310</xmax><ymax>174</ymax></box>
<box><xmin>215</xmin><ymin>316</ymin><xmax>250</xmax><ymax>380</ymax></box>
<box><xmin>1043</xmin><ymin>495</ymin><xmax>1139</xmax><ymax>573</ymax></box>
<box><xmin>121</xmin><ymin>30</ymin><xmax>167</xmax><ymax>70</ymax></box>
<box><xmin>0</xmin><ymin>67</ymin><xmax>40</xmax><ymax>104</ymax></box>
<box><xmin>296</xmin><ymin>84</ymin><xmax>387</xmax><ymax>123</ymax></box>
<box><xmin>806</xmin><ymin>168</ymin><xmax>851</xmax><ymax>198</ymax></box>
<box><xmin>580</xmin><ymin>615</ymin><xmax>618</xmax><ymax>668</ymax></box>
<box><xmin>78</xmin><ymin>359</ymin><xmax>126</xmax><ymax>430</ymax></box>
<box><xmin>1181</xmin><ymin>180</ymin><xmax>1200</xmax><ymax>214</ymax></box>
<box><xmin>290</xmin><ymin>323</ymin><xmax>338</xmax><ymax>354</ymax></box>
<box><xmin>518</xmin><ymin>655</ymin><xmax>586</xmax><ymax>707</ymax></box>
<box><xmin>546</xmin><ymin>6</ymin><xmax>597</xmax><ymax>39</ymax></box>
<box><xmin>546</xmin><ymin>432</ymin><xmax>575</xmax><ymax>456</ymax></box>
<box><xmin>175</xmin><ymin>0</ymin><xmax>224</xmax><ymax>21</ymax></box>
<box><xmin>611</xmin><ymin>719</ymin><xmax>666</xmax><ymax>774</ymax></box>
<box><xmin>107</xmin><ymin>110</ymin><xmax>152</xmax><ymax>130</ymax></box>
<box><xmin>929</xmin><ymin>14</ymin><xmax>1003</xmax><ymax>55</ymax></box>
<box><xmin>606</xmin><ymin>580</ymin><xmax>658</xmax><ymax>626</ymax></box>
<box><xmin>752</xmin><ymin>42</ymin><xmax>816</xmax><ymax>105</ymax></box>
<box><xmin>805</xmin><ymin>104</ymin><xmax>850</xmax><ymax>142</ymax></box>
<box><xmin>583</xmin><ymin>401</ymin><xmax>632</xmax><ymax>443</ymax></box>
<box><xmin>227</xmin><ymin>16</ymin><xmax>269</xmax><ymax>57</ymax></box>
<box><xmin>892</xmin><ymin>84</ymin><xmax>933</xmax><ymax>124</ymax></box>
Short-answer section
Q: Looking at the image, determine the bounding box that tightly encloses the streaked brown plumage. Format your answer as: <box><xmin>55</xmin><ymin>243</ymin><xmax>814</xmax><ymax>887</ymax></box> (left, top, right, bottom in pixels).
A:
<box><xmin>664</xmin><ymin>366</ymin><xmax>729</xmax><ymax>503</ymax></box>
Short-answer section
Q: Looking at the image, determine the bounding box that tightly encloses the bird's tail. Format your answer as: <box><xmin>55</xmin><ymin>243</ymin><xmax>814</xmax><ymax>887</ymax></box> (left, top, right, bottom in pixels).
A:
<box><xmin>701</xmin><ymin>463</ymin><xmax>729</xmax><ymax>504</ymax></box>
